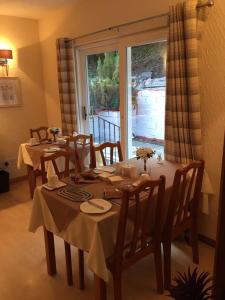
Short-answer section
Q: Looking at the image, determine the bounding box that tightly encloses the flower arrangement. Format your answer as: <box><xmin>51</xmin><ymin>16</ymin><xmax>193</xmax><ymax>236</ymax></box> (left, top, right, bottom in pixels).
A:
<box><xmin>48</xmin><ymin>127</ymin><xmax>60</xmax><ymax>134</ymax></box>
<box><xmin>48</xmin><ymin>127</ymin><xmax>61</xmax><ymax>141</ymax></box>
<box><xmin>136</xmin><ymin>147</ymin><xmax>155</xmax><ymax>160</ymax></box>
<box><xmin>136</xmin><ymin>147</ymin><xmax>155</xmax><ymax>171</ymax></box>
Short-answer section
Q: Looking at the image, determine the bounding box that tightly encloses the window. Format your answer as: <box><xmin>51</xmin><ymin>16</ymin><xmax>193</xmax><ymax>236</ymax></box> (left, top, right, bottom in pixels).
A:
<box><xmin>75</xmin><ymin>21</ymin><xmax>167</xmax><ymax>159</ymax></box>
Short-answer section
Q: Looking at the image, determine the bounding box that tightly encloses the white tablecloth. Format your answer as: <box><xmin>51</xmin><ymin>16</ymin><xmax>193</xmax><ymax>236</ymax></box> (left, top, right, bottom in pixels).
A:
<box><xmin>17</xmin><ymin>143</ymin><xmax>75</xmax><ymax>178</ymax></box>
<box><xmin>17</xmin><ymin>143</ymin><xmax>34</xmax><ymax>168</ymax></box>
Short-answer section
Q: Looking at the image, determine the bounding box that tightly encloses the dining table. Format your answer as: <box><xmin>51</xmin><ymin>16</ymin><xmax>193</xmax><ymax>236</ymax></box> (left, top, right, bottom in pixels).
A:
<box><xmin>29</xmin><ymin>158</ymin><xmax>181</xmax><ymax>300</ymax></box>
<box><xmin>17</xmin><ymin>141</ymin><xmax>90</xmax><ymax>197</ymax></box>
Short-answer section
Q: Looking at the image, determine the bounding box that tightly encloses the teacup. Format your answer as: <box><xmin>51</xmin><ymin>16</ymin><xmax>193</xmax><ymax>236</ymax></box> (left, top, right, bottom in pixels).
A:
<box><xmin>56</xmin><ymin>137</ymin><xmax>66</xmax><ymax>145</ymax></box>
<box><xmin>115</xmin><ymin>162</ymin><xmax>123</xmax><ymax>175</ymax></box>
<box><xmin>48</xmin><ymin>175</ymin><xmax>59</xmax><ymax>187</ymax></box>
<box><xmin>121</xmin><ymin>164</ymin><xmax>137</xmax><ymax>179</ymax></box>
<box><xmin>29</xmin><ymin>137</ymin><xmax>38</xmax><ymax>146</ymax></box>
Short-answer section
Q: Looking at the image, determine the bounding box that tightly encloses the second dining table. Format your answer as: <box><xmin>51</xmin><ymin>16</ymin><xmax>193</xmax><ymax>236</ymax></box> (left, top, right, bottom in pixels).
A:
<box><xmin>29</xmin><ymin>158</ymin><xmax>181</xmax><ymax>300</ymax></box>
<box><xmin>17</xmin><ymin>140</ymin><xmax>90</xmax><ymax>197</ymax></box>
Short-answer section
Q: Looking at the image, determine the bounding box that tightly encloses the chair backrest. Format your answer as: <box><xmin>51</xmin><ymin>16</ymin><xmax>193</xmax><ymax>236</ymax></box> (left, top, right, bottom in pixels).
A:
<box><xmin>113</xmin><ymin>176</ymin><xmax>165</xmax><ymax>270</ymax></box>
<box><xmin>66</xmin><ymin>134</ymin><xmax>92</xmax><ymax>172</ymax></box>
<box><xmin>164</xmin><ymin>160</ymin><xmax>205</xmax><ymax>237</ymax></box>
<box><xmin>90</xmin><ymin>141</ymin><xmax>123</xmax><ymax>168</ymax></box>
<box><xmin>40</xmin><ymin>150</ymin><xmax>70</xmax><ymax>184</ymax></box>
<box><xmin>30</xmin><ymin>126</ymin><xmax>49</xmax><ymax>142</ymax></box>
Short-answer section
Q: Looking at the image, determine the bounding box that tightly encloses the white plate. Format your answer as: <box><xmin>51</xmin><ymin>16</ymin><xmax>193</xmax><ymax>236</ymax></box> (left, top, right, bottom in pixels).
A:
<box><xmin>80</xmin><ymin>199</ymin><xmax>112</xmax><ymax>214</ymax></box>
<box><xmin>42</xmin><ymin>181</ymin><xmax>67</xmax><ymax>190</ymax></box>
<box><xmin>94</xmin><ymin>166</ymin><xmax>116</xmax><ymax>173</ymax></box>
<box><xmin>44</xmin><ymin>147</ymin><xmax>61</xmax><ymax>153</ymax></box>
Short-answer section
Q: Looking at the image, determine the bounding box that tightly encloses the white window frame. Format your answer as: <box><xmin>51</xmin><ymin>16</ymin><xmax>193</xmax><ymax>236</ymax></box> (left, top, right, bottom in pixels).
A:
<box><xmin>75</xmin><ymin>23</ymin><xmax>167</xmax><ymax>159</ymax></box>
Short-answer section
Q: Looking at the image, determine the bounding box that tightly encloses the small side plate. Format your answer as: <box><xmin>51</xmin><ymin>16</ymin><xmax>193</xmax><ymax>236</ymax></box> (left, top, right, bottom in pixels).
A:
<box><xmin>44</xmin><ymin>147</ymin><xmax>61</xmax><ymax>153</ymax></box>
<box><xmin>27</xmin><ymin>143</ymin><xmax>40</xmax><ymax>147</ymax></box>
<box><xmin>94</xmin><ymin>166</ymin><xmax>116</xmax><ymax>173</ymax></box>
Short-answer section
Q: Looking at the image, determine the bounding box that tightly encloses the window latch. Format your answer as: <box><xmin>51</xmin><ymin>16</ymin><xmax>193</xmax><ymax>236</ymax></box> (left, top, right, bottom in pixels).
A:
<box><xmin>82</xmin><ymin>106</ymin><xmax>87</xmax><ymax>120</ymax></box>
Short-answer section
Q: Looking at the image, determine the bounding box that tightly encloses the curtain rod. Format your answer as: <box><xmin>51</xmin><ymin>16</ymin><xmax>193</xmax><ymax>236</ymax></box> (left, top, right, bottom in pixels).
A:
<box><xmin>66</xmin><ymin>0</ymin><xmax>214</xmax><ymax>43</ymax></box>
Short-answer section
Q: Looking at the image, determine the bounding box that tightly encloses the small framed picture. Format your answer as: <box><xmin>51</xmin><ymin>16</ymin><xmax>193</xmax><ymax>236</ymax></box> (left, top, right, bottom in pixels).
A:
<box><xmin>0</xmin><ymin>77</ymin><xmax>22</xmax><ymax>107</ymax></box>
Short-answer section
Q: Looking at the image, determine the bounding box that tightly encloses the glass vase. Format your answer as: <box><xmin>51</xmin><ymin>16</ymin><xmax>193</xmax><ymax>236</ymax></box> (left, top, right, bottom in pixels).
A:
<box><xmin>140</xmin><ymin>158</ymin><xmax>152</xmax><ymax>176</ymax></box>
<box><xmin>140</xmin><ymin>159</ymin><xmax>148</xmax><ymax>175</ymax></box>
<box><xmin>144</xmin><ymin>159</ymin><xmax>147</xmax><ymax>172</ymax></box>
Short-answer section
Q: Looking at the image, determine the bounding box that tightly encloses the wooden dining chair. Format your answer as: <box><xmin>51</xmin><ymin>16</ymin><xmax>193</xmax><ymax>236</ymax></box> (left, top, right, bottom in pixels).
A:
<box><xmin>162</xmin><ymin>160</ymin><xmax>205</xmax><ymax>289</ymax></box>
<box><xmin>106</xmin><ymin>176</ymin><xmax>166</xmax><ymax>299</ymax></box>
<box><xmin>90</xmin><ymin>140</ymin><xmax>123</xmax><ymax>168</ymax></box>
<box><xmin>40</xmin><ymin>150</ymin><xmax>70</xmax><ymax>183</ymax></box>
<box><xmin>40</xmin><ymin>150</ymin><xmax>83</xmax><ymax>287</ymax></box>
<box><xmin>30</xmin><ymin>126</ymin><xmax>49</xmax><ymax>143</ymax></box>
<box><xmin>66</xmin><ymin>134</ymin><xmax>93</xmax><ymax>172</ymax></box>
<box><xmin>28</xmin><ymin>127</ymin><xmax>49</xmax><ymax>198</ymax></box>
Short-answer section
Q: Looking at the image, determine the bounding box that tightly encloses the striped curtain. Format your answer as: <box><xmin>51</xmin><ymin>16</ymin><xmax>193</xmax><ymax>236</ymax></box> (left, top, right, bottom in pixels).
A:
<box><xmin>56</xmin><ymin>38</ymin><xmax>78</xmax><ymax>135</ymax></box>
<box><xmin>165</xmin><ymin>0</ymin><xmax>202</xmax><ymax>164</ymax></box>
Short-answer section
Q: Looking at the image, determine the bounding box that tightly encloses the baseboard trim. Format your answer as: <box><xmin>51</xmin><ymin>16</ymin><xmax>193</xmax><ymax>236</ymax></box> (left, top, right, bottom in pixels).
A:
<box><xmin>199</xmin><ymin>234</ymin><xmax>216</xmax><ymax>248</ymax></box>
<box><xmin>10</xmin><ymin>175</ymin><xmax>27</xmax><ymax>183</ymax></box>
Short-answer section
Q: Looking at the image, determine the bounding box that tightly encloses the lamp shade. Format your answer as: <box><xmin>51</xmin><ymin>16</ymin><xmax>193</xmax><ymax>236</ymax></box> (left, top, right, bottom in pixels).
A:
<box><xmin>0</xmin><ymin>49</ymin><xmax>13</xmax><ymax>59</ymax></box>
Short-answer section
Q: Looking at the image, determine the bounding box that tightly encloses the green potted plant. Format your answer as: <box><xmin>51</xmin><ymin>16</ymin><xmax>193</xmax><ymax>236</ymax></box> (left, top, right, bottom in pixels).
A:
<box><xmin>168</xmin><ymin>268</ymin><xmax>213</xmax><ymax>300</ymax></box>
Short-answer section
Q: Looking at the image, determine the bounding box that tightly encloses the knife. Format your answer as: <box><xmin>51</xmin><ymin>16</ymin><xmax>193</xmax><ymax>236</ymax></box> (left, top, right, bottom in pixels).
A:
<box><xmin>87</xmin><ymin>200</ymin><xmax>105</xmax><ymax>210</ymax></box>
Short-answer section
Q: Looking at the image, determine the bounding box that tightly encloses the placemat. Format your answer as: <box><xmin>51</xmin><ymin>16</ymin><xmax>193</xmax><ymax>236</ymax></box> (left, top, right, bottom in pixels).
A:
<box><xmin>57</xmin><ymin>186</ymin><xmax>92</xmax><ymax>202</ymax></box>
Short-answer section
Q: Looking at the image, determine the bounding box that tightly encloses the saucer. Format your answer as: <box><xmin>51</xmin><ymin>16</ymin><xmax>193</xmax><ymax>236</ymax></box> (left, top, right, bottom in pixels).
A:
<box><xmin>42</xmin><ymin>181</ymin><xmax>67</xmax><ymax>191</ymax></box>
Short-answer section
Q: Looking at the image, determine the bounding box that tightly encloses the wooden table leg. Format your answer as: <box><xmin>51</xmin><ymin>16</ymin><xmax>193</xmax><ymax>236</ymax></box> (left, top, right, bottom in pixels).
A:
<box><xmin>64</xmin><ymin>241</ymin><xmax>73</xmax><ymax>286</ymax></box>
<box><xmin>27</xmin><ymin>165</ymin><xmax>36</xmax><ymax>198</ymax></box>
<box><xmin>78</xmin><ymin>249</ymin><xmax>85</xmax><ymax>289</ymax></box>
<box><xmin>94</xmin><ymin>274</ymin><xmax>107</xmax><ymax>300</ymax></box>
<box><xmin>43</xmin><ymin>227</ymin><xmax>56</xmax><ymax>276</ymax></box>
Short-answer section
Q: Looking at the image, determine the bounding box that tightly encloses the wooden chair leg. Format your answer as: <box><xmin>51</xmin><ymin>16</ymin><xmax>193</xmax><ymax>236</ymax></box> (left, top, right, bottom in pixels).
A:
<box><xmin>184</xmin><ymin>230</ymin><xmax>190</xmax><ymax>245</ymax></box>
<box><xmin>163</xmin><ymin>240</ymin><xmax>172</xmax><ymax>290</ymax></box>
<box><xmin>113</xmin><ymin>272</ymin><xmax>122</xmax><ymax>300</ymax></box>
<box><xmin>64</xmin><ymin>241</ymin><xmax>73</xmax><ymax>286</ymax></box>
<box><xmin>94</xmin><ymin>274</ymin><xmax>107</xmax><ymax>300</ymax></box>
<box><xmin>190</xmin><ymin>225</ymin><xmax>199</xmax><ymax>264</ymax></box>
<box><xmin>43</xmin><ymin>227</ymin><xmax>56</xmax><ymax>276</ymax></box>
<box><xmin>27</xmin><ymin>165</ymin><xmax>36</xmax><ymax>198</ymax></box>
<box><xmin>78</xmin><ymin>249</ymin><xmax>85</xmax><ymax>289</ymax></box>
<box><xmin>154</xmin><ymin>245</ymin><xmax>164</xmax><ymax>294</ymax></box>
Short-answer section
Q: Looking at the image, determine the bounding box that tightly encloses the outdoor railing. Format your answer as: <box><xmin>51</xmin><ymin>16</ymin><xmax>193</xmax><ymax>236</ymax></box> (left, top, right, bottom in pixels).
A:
<box><xmin>90</xmin><ymin>115</ymin><xmax>120</xmax><ymax>144</ymax></box>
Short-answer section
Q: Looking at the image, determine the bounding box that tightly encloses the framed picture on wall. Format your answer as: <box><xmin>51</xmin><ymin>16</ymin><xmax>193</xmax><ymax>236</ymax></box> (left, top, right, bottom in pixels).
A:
<box><xmin>0</xmin><ymin>77</ymin><xmax>22</xmax><ymax>107</ymax></box>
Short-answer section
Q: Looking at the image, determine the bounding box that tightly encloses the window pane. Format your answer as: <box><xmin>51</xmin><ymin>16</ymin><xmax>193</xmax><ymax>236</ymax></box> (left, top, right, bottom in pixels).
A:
<box><xmin>87</xmin><ymin>51</ymin><xmax>120</xmax><ymax>144</ymax></box>
<box><xmin>127</xmin><ymin>41</ymin><xmax>167</xmax><ymax>158</ymax></box>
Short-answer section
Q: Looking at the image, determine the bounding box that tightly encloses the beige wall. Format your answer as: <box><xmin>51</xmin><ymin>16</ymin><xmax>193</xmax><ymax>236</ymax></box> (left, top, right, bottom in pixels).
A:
<box><xmin>0</xmin><ymin>15</ymin><xmax>47</xmax><ymax>177</ymax></box>
<box><xmin>38</xmin><ymin>0</ymin><xmax>225</xmax><ymax>239</ymax></box>
<box><xmin>198</xmin><ymin>0</ymin><xmax>225</xmax><ymax>239</ymax></box>
<box><xmin>38</xmin><ymin>0</ymin><xmax>169</xmax><ymax>128</ymax></box>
